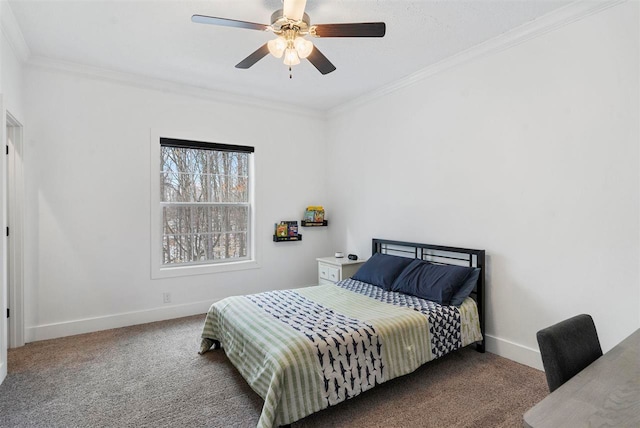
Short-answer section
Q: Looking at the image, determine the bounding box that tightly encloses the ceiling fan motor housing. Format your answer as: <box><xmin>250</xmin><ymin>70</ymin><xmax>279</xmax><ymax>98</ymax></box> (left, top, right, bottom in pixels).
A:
<box><xmin>270</xmin><ymin>9</ymin><xmax>311</xmax><ymax>35</ymax></box>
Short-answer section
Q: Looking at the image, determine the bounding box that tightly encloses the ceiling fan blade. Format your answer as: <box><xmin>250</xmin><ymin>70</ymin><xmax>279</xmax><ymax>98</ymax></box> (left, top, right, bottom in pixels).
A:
<box><xmin>307</xmin><ymin>47</ymin><xmax>336</xmax><ymax>75</ymax></box>
<box><xmin>235</xmin><ymin>43</ymin><xmax>270</xmax><ymax>69</ymax></box>
<box><xmin>312</xmin><ymin>22</ymin><xmax>386</xmax><ymax>38</ymax></box>
<box><xmin>283</xmin><ymin>0</ymin><xmax>307</xmax><ymax>21</ymax></box>
<box><xmin>192</xmin><ymin>14</ymin><xmax>270</xmax><ymax>32</ymax></box>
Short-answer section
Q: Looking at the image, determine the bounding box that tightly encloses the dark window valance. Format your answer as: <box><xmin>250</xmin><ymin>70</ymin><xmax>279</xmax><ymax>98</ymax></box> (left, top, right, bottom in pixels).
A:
<box><xmin>160</xmin><ymin>137</ymin><xmax>254</xmax><ymax>153</ymax></box>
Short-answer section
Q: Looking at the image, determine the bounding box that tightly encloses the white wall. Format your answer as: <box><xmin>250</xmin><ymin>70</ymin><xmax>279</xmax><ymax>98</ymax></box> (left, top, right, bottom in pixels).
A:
<box><xmin>22</xmin><ymin>65</ymin><xmax>332</xmax><ymax>341</ymax></box>
<box><xmin>12</xmin><ymin>1</ymin><xmax>640</xmax><ymax>372</ymax></box>
<box><xmin>326</xmin><ymin>1</ymin><xmax>639</xmax><ymax>368</ymax></box>
<box><xmin>1</xmin><ymin>31</ymin><xmax>24</xmax><ymax>120</ymax></box>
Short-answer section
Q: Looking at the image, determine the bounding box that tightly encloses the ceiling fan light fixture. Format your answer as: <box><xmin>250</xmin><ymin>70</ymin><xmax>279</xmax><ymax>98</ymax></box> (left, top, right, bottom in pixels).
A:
<box><xmin>193</xmin><ymin>0</ymin><xmax>385</xmax><ymax>76</ymax></box>
<box><xmin>267</xmin><ymin>37</ymin><xmax>287</xmax><ymax>58</ymax></box>
<box><xmin>283</xmin><ymin>48</ymin><xmax>300</xmax><ymax>66</ymax></box>
<box><xmin>294</xmin><ymin>37</ymin><xmax>313</xmax><ymax>59</ymax></box>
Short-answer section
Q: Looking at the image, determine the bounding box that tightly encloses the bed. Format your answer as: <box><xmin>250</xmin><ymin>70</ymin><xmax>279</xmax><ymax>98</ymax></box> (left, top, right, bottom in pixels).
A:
<box><xmin>199</xmin><ymin>239</ymin><xmax>486</xmax><ymax>428</ymax></box>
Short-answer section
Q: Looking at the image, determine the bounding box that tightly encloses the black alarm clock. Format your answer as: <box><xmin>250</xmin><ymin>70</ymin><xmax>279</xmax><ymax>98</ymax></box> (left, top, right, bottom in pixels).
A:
<box><xmin>348</xmin><ymin>254</ymin><xmax>358</xmax><ymax>261</ymax></box>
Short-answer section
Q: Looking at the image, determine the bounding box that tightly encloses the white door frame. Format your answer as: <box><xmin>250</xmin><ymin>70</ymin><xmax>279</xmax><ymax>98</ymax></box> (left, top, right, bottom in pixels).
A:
<box><xmin>6</xmin><ymin>111</ymin><xmax>24</xmax><ymax>348</ymax></box>
<box><xmin>0</xmin><ymin>96</ymin><xmax>6</xmax><ymax>384</ymax></box>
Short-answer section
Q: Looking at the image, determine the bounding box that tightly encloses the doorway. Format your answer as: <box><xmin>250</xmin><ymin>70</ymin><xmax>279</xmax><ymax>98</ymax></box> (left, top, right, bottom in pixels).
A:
<box><xmin>6</xmin><ymin>112</ymin><xmax>24</xmax><ymax>348</ymax></box>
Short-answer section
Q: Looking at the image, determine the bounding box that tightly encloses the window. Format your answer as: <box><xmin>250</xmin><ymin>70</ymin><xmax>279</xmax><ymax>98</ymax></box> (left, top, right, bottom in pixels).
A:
<box><xmin>152</xmin><ymin>136</ymin><xmax>256</xmax><ymax>278</ymax></box>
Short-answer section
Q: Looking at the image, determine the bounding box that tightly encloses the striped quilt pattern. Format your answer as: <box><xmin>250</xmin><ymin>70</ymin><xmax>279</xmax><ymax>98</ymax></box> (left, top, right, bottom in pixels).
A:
<box><xmin>201</xmin><ymin>280</ymin><xmax>482</xmax><ymax>428</ymax></box>
<box><xmin>246</xmin><ymin>290</ymin><xmax>384</xmax><ymax>405</ymax></box>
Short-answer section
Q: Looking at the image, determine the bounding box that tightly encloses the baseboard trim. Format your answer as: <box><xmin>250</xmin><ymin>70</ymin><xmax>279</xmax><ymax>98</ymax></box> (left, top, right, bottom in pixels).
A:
<box><xmin>0</xmin><ymin>360</ymin><xmax>6</xmax><ymax>385</ymax></box>
<box><xmin>24</xmin><ymin>300</ymin><xmax>216</xmax><ymax>343</ymax></box>
<box><xmin>23</xmin><ymin>303</ymin><xmax>545</xmax><ymax>371</ymax></box>
<box><xmin>485</xmin><ymin>334</ymin><xmax>543</xmax><ymax>370</ymax></box>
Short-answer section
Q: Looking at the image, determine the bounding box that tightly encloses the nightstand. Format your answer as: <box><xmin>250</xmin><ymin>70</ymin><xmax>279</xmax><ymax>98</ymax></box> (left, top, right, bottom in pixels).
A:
<box><xmin>317</xmin><ymin>256</ymin><xmax>366</xmax><ymax>285</ymax></box>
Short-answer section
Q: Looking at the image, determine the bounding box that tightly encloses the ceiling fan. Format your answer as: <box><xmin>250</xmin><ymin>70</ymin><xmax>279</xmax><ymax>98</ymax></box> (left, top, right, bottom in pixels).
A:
<box><xmin>192</xmin><ymin>0</ymin><xmax>386</xmax><ymax>76</ymax></box>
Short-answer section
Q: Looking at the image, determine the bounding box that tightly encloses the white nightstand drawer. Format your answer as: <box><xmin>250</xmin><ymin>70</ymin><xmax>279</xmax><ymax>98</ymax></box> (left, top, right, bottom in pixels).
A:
<box><xmin>317</xmin><ymin>256</ymin><xmax>366</xmax><ymax>285</ymax></box>
<box><xmin>328</xmin><ymin>267</ymin><xmax>339</xmax><ymax>282</ymax></box>
<box><xmin>319</xmin><ymin>264</ymin><xmax>330</xmax><ymax>280</ymax></box>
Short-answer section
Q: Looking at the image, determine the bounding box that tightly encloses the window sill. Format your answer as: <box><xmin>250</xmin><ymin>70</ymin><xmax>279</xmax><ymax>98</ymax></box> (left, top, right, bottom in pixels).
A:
<box><xmin>151</xmin><ymin>259</ymin><xmax>260</xmax><ymax>279</ymax></box>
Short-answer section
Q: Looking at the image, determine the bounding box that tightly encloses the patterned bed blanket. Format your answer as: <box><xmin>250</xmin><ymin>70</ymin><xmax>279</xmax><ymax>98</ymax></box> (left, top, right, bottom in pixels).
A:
<box><xmin>200</xmin><ymin>278</ymin><xmax>483</xmax><ymax>428</ymax></box>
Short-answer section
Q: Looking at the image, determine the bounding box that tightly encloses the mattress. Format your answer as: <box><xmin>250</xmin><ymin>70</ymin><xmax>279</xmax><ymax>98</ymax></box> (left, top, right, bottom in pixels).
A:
<box><xmin>200</xmin><ymin>278</ymin><xmax>483</xmax><ymax>428</ymax></box>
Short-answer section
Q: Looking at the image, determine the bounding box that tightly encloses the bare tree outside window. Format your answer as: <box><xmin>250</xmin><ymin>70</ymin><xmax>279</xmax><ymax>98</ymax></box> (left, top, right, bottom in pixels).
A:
<box><xmin>160</xmin><ymin>145</ymin><xmax>251</xmax><ymax>265</ymax></box>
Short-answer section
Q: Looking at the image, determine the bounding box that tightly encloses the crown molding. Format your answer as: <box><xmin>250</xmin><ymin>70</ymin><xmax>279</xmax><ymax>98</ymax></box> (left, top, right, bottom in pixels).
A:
<box><xmin>14</xmin><ymin>0</ymin><xmax>626</xmax><ymax>119</ymax></box>
<box><xmin>328</xmin><ymin>0</ymin><xmax>627</xmax><ymax>118</ymax></box>
<box><xmin>1</xmin><ymin>1</ymin><xmax>31</xmax><ymax>62</ymax></box>
<box><xmin>26</xmin><ymin>55</ymin><xmax>325</xmax><ymax>119</ymax></box>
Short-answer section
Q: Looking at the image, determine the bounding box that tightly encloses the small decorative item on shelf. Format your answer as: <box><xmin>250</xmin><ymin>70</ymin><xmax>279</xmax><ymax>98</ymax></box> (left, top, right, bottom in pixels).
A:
<box><xmin>285</xmin><ymin>221</ymin><xmax>298</xmax><ymax>237</ymax></box>
<box><xmin>301</xmin><ymin>206</ymin><xmax>328</xmax><ymax>227</ymax></box>
<box><xmin>276</xmin><ymin>223</ymin><xmax>288</xmax><ymax>238</ymax></box>
<box><xmin>273</xmin><ymin>220</ymin><xmax>302</xmax><ymax>242</ymax></box>
<box><xmin>303</xmin><ymin>207</ymin><xmax>317</xmax><ymax>222</ymax></box>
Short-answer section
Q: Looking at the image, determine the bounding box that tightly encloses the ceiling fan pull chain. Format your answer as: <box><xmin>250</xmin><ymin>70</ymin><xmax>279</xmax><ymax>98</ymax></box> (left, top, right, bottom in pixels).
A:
<box><xmin>289</xmin><ymin>66</ymin><xmax>292</xmax><ymax>79</ymax></box>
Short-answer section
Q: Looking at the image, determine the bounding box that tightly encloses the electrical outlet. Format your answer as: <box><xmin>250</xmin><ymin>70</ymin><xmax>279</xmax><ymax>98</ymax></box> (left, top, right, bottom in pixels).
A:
<box><xmin>163</xmin><ymin>292</ymin><xmax>171</xmax><ymax>304</ymax></box>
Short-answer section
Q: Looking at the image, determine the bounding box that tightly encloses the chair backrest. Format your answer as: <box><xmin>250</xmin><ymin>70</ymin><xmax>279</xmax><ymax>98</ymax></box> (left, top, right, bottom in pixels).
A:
<box><xmin>536</xmin><ymin>314</ymin><xmax>603</xmax><ymax>393</ymax></box>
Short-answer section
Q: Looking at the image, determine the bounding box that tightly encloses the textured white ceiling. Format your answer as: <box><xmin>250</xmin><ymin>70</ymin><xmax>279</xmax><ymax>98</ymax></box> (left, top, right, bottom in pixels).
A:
<box><xmin>8</xmin><ymin>0</ymin><xmax>573</xmax><ymax>111</ymax></box>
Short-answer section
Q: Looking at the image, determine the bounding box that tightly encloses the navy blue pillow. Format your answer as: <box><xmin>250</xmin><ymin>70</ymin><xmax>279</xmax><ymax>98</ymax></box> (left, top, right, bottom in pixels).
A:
<box><xmin>391</xmin><ymin>260</ymin><xmax>475</xmax><ymax>305</ymax></box>
<box><xmin>449</xmin><ymin>268</ymin><xmax>480</xmax><ymax>306</ymax></box>
<box><xmin>352</xmin><ymin>253</ymin><xmax>414</xmax><ymax>290</ymax></box>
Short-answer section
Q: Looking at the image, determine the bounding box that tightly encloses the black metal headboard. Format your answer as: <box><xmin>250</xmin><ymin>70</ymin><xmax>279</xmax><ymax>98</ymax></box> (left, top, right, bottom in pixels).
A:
<box><xmin>372</xmin><ymin>238</ymin><xmax>486</xmax><ymax>353</ymax></box>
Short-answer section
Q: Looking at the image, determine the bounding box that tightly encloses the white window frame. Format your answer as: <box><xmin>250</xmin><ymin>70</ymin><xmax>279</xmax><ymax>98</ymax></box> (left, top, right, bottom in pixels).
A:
<box><xmin>150</xmin><ymin>130</ymin><xmax>259</xmax><ymax>279</ymax></box>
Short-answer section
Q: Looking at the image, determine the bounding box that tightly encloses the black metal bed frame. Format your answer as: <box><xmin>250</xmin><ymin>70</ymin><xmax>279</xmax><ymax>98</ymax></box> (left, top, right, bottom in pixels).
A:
<box><xmin>372</xmin><ymin>238</ymin><xmax>486</xmax><ymax>353</ymax></box>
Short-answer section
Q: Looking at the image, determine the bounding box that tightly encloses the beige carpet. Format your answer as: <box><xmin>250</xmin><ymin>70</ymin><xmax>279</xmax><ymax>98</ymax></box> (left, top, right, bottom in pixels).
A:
<box><xmin>0</xmin><ymin>315</ymin><xmax>548</xmax><ymax>427</ymax></box>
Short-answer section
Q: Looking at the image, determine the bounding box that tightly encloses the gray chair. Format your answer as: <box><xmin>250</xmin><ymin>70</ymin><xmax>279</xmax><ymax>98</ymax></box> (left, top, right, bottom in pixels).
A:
<box><xmin>536</xmin><ymin>314</ymin><xmax>603</xmax><ymax>393</ymax></box>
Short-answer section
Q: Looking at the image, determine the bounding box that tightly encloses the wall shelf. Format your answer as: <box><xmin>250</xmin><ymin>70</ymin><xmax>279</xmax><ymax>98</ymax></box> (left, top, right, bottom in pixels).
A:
<box><xmin>273</xmin><ymin>234</ymin><xmax>302</xmax><ymax>242</ymax></box>
<box><xmin>301</xmin><ymin>220</ymin><xmax>328</xmax><ymax>227</ymax></box>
